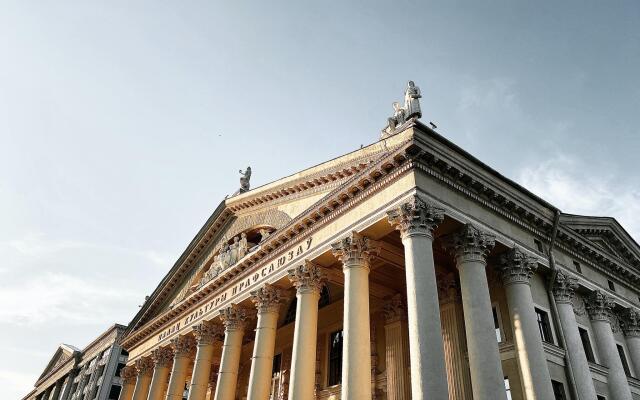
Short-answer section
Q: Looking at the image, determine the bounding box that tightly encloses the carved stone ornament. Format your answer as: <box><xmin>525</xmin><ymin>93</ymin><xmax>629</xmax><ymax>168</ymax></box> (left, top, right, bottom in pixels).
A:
<box><xmin>585</xmin><ymin>290</ymin><xmax>615</xmax><ymax>322</ymax></box>
<box><xmin>444</xmin><ymin>223</ymin><xmax>496</xmax><ymax>265</ymax></box>
<box><xmin>219</xmin><ymin>304</ymin><xmax>248</xmax><ymax>331</ymax></box>
<box><xmin>134</xmin><ymin>357</ymin><xmax>154</xmax><ymax>376</ymax></box>
<box><xmin>170</xmin><ymin>335</ymin><xmax>197</xmax><ymax>357</ymax></box>
<box><xmin>437</xmin><ymin>272</ymin><xmax>461</xmax><ymax>304</ymax></box>
<box><xmin>498</xmin><ymin>248</ymin><xmax>538</xmax><ymax>286</ymax></box>
<box><xmin>287</xmin><ymin>261</ymin><xmax>326</xmax><ymax>295</ymax></box>
<box><xmin>193</xmin><ymin>320</ymin><xmax>225</xmax><ymax>345</ymax></box>
<box><xmin>251</xmin><ymin>284</ymin><xmax>283</xmax><ymax>314</ymax></box>
<box><xmin>621</xmin><ymin>309</ymin><xmax>640</xmax><ymax>338</ymax></box>
<box><xmin>330</xmin><ymin>231</ymin><xmax>380</xmax><ymax>269</ymax></box>
<box><xmin>386</xmin><ymin>195</ymin><xmax>444</xmax><ymax>239</ymax></box>
<box><xmin>151</xmin><ymin>347</ymin><xmax>174</xmax><ymax>367</ymax></box>
<box><xmin>383</xmin><ymin>294</ymin><xmax>406</xmax><ymax>323</ymax></box>
<box><xmin>552</xmin><ymin>270</ymin><xmax>578</xmax><ymax>304</ymax></box>
<box><xmin>120</xmin><ymin>365</ymin><xmax>138</xmax><ymax>384</ymax></box>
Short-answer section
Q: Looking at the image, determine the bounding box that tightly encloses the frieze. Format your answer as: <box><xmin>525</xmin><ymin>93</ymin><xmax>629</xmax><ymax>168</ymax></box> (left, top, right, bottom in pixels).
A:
<box><xmin>157</xmin><ymin>236</ymin><xmax>313</xmax><ymax>343</ymax></box>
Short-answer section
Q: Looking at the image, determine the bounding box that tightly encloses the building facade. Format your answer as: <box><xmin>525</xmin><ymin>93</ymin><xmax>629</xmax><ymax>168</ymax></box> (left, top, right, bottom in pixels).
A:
<box><xmin>24</xmin><ymin>324</ymin><xmax>129</xmax><ymax>400</ymax></box>
<box><xmin>119</xmin><ymin>84</ymin><xmax>640</xmax><ymax>400</ymax></box>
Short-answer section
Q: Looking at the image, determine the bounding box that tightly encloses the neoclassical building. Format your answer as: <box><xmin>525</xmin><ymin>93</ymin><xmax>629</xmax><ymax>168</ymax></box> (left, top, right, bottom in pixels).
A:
<box><xmin>23</xmin><ymin>324</ymin><xmax>129</xmax><ymax>400</ymax></box>
<box><xmin>118</xmin><ymin>83</ymin><xmax>640</xmax><ymax>400</ymax></box>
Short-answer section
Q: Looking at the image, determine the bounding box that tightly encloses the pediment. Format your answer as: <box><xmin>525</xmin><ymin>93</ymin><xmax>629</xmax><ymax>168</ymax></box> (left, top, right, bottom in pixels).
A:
<box><xmin>560</xmin><ymin>214</ymin><xmax>640</xmax><ymax>268</ymax></box>
<box><xmin>37</xmin><ymin>345</ymin><xmax>78</xmax><ymax>383</ymax></box>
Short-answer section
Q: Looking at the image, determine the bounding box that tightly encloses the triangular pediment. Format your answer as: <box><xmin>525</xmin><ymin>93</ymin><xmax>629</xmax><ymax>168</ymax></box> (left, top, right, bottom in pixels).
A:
<box><xmin>37</xmin><ymin>344</ymin><xmax>78</xmax><ymax>383</ymax></box>
<box><xmin>560</xmin><ymin>214</ymin><xmax>640</xmax><ymax>268</ymax></box>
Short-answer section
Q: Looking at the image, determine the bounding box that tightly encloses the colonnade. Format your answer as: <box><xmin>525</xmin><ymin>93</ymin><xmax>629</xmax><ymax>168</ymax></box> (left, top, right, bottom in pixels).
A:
<box><xmin>122</xmin><ymin>195</ymin><xmax>615</xmax><ymax>400</ymax></box>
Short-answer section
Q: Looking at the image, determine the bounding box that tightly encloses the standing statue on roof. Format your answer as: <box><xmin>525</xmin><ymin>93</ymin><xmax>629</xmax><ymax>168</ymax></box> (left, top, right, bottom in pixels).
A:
<box><xmin>382</xmin><ymin>81</ymin><xmax>423</xmax><ymax>138</ymax></box>
<box><xmin>239</xmin><ymin>166</ymin><xmax>251</xmax><ymax>193</ymax></box>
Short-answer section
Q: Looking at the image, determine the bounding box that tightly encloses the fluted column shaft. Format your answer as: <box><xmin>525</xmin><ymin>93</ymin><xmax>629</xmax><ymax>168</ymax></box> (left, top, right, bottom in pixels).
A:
<box><xmin>388</xmin><ymin>197</ymin><xmax>449</xmax><ymax>400</ymax></box>
<box><xmin>383</xmin><ymin>295</ymin><xmax>411</xmax><ymax>400</ymax></box>
<box><xmin>132</xmin><ymin>358</ymin><xmax>154</xmax><ymax>400</ymax></box>
<box><xmin>118</xmin><ymin>366</ymin><xmax>138</xmax><ymax>400</ymax></box>
<box><xmin>287</xmin><ymin>262</ymin><xmax>325</xmax><ymax>400</ymax></box>
<box><xmin>332</xmin><ymin>232</ymin><xmax>379</xmax><ymax>400</ymax></box>
<box><xmin>446</xmin><ymin>224</ymin><xmax>505</xmax><ymax>400</ymax></box>
<box><xmin>188</xmin><ymin>322</ymin><xmax>224</xmax><ymax>400</ymax></box>
<box><xmin>165</xmin><ymin>336</ymin><xmax>197</xmax><ymax>400</ymax></box>
<box><xmin>146</xmin><ymin>348</ymin><xmax>173</xmax><ymax>400</ymax></box>
<box><xmin>586</xmin><ymin>291</ymin><xmax>632</xmax><ymax>400</ymax></box>
<box><xmin>499</xmin><ymin>249</ymin><xmax>555</xmax><ymax>400</ymax></box>
<box><xmin>214</xmin><ymin>305</ymin><xmax>248</xmax><ymax>400</ymax></box>
<box><xmin>247</xmin><ymin>284</ymin><xmax>283</xmax><ymax>400</ymax></box>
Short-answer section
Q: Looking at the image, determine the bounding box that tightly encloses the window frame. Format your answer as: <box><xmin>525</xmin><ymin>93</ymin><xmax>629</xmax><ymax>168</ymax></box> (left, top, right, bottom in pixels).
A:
<box><xmin>577</xmin><ymin>324</ymin><xmax>597</xmax><ymax>364</ymax></box>
<box><xmin>534</xmin><ymin>306</ymin><xmax>555</xmax><ymax>345</ymax></box>
<box><xmin>492</xmin><ymin>302</ymin><xmax>505</xmax><ymax>344</ymax></box>
<box><xmin>551</xmin><ymin>380</ymin><xmax>567</xmax><ymax>400</ymax></box>
<box><xmin>327</xmin><ymin>329</ymin><xmax>344</xmax><ymax>387</ymax></box>
<box><xmin>616</xmin><ymin>342</ymin><xmax>632</xmax><ymax>377</ymax></box>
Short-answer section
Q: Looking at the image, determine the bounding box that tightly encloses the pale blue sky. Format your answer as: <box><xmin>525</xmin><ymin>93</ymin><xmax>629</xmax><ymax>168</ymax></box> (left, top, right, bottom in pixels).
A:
<box><xmin>1</xmin><ymin>1</ymin><xmax>639</xmax><ymax>398</ymax></box>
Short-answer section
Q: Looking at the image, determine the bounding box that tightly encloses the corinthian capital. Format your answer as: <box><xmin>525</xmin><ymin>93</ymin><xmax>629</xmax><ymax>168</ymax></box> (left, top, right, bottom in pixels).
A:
<box><xmin>219</xmin><ymin>304</ymin><xmax>249</xmax><ymax>331</ymax></box>
<box><xmin>134</xmin><ymin>357</ymin><xmax>154</xmax><ymax>376</ymax></box>
<box><xmin>621</xmin><ymin>309</ymin><xmax>640</xmax><ymax>337</ymax></box>
<box><xmin>498</xmin><ymin>248</ymin><xmax>538</xmax><ymax>286</ymax></box>
<box><xmin>585</xmin><ymin>290</ymin><xmax>615</xmax><ymax>322</ymax></box>
<box><xmin>150</xmin><ymin>347</ymin><xmax>173</xmax><ymax>367</ymax></box>
<box><xmin>383</xmin><ymin>294</ymin><xmax>406</xmax><ymax>323</ymax></box>
<box><xmin>288</xmin><ymin>261</ymin><xmax>326</xmax><ymax>295</ymax></box>
<box><xmin>552</xmin><ymin>271</ymin><xmax>578</xmax><ymax>304</ymax></box>
<box><xmin>193</xmin><ymin>320</ymin><xmax>225</xmax><ymax>345</ymax></box>
<box><xmin>251</xmin><ymin>284</ymin><xmax>283</xmax><ymax>314</ymax></box>
<box><xmin>330</xmin><ymin>231</ymin><xmax>380</xmax><ymax>269</ymax></box>
<box><xmin>444</xmin><ymin>224</ymin><xmax>495</xmax><ymax>265</ymax></box>
<box><xmin>170</xmin><ymin>335</ymin><xmax>196</xmax><ymax>357</ymax></box>
<box><xmin>120</xmin><ymin>365</ymin><xmax>138</xmax><ymax>384</ymax></box>
<box><xmin>386</xmin><ymin>195</ymin><xmax>444</xmax><ymax>239</ymax></box>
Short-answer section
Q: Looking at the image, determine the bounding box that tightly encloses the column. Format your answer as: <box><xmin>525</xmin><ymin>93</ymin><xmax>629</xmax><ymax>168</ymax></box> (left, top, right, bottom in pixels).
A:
<box><xmin>621</xmin><ymin>309</ymin><xmax>640</xmax><ymax>377</ymax></box>
<box><xmin>132</xmin><ymin>358</ymin><xmax>154</xmax><ymax>400</ymax></box>
<box><xmin>214</xmin><ymin>305</ymin><xmax>248</xmax><ymax>400</ymax></box>
<box><xmin>51</xmin><ymin>379</ymin><xmax>64</xmax><ymax>400</ymax></box>
<box><xmin>287</xmin><ymin>261</ymin><xmax>326</xmax><ymax>400</ymax></box>
<box><xmin>498</xmin><ymin>248</ymin><xmax>555</xmax><ymax>400</ymax></box>
<box><xmin>445</xmin><ymin>223</ymin><xmax>506</xmax><ymax>400</ymax></box>
<box><xmin>207</xmin><ymin>364</ymin><xmax>219</xmax><ymax>400</ymax></box>
<box><xmin>60</xmin><ymin>370</ymin><xmax>78</xmax><ymax>400</ymax></box>
<box><xmin>552</xmin><ymin>271</ymin><xmax>598</xmax><ymax>400</ymax></box>
<box><xmin>586</xmin><ymin>290</ymin><xmax>633</xmax><ymax>400</ymax></box>
<box><xmin>188</xmin><ymin>321</ymin><xmax>224</xmax><ymax>400</ymax></box>
<box><xmin>382</xmin><ymin>295</ymin><xmax>411</xmax><ymax>400</ymax></box>
<box><xmin>146</xmin><ymin>347</ymin><xmax>173</xmax><ymax>400</ymax></box>
<box><xmin>331</xmin><ymin>231</ymin><xmax>379</xmax><ymax>400</ymax></box>
<box><xmin>247</xmin><ymin>284</ymin><xmax>283</xmax><ymax>400</ymax></box>
<box><xmin>118</xmin><ymin>366</ymin><xmax>138</xmax><ymax>400</ymax></box>
<box><xmin>387</xmin><ymin>196</ymin><xmax>449</xmax><ymax>400</ymax></box>
<box><xmin>438</xmin><ymin>274</ymin><xmax>472</xmax><ymax>400</ymax></box>
<box><xmin>165</xmin><ymin>335</ymin><xmax>197</xmax><ymax>400</ymax></box>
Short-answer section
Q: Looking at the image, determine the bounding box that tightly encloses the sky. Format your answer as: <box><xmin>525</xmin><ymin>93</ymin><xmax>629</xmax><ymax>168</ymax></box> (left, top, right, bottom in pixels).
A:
<box><xmin>1</xmin><ymin>1</ymin><xmax>639</xmax><ymax>398</ymax></box>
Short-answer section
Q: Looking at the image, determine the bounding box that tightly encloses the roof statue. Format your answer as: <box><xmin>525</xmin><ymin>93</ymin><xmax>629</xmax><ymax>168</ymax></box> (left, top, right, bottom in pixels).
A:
<box><xmin>382</xmin><ymin>80</ymin><xmax>422</xmax><ymax>138</ymax></box>
<box><xmin>239</xmin><ymin>166</ymin><xmax>251</xmax><ymax>193</ymax></box>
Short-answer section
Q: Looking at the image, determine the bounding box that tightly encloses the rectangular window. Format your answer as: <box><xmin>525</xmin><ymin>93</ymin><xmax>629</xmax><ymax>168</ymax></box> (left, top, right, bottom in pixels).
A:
<box><xmin>573</xmin><ymin>261</ymin><xmax>582</xmax><ymax>274</ymax></box>
<box><xmin>108</xmin><ymin>385</ymin><xmax>121</xmax><ymax>400</ymax></box>
<box><xmin>617</xmin><ymin>344</ymin><xmax>631</xmax><ymax>376</ymax></box>
<box><xmin>492</xmin><ymin>305</ymin><xmax>503</xmax><ymax>343</ymax></box>
<box><xmin>597</xmin><ymin>396</ymin><xmax>606</xmax><ymax>400</ymax></box>
<box><xmin>535</xmin><ymin>308</ymin><xmax>554</xmax><ymax>344</ymax></box>
<box><xmin>504</xmin><ymin>377</ymin><xmax>512</xmax><ymax>400</ymax></box>
<box><xmin>608</xmin><ymin>280</ymin><xmax>616</xmax><ymax>292</ymax></box>
<box><xmin>534</xmin><ymin>239</ymin><xmax>544</xmax><ymax>253</ymax></box>
<box><xmin>328</xmin><ymin>330</ymin><xmax>343</xmax><ymax>386</ymax></box>
<box><xmin>578</xmin><ymin>327</ymin><xmax>596</xmax><ymax>362</ymax></box>
<box><xmin>272</xmin><ymin>353</ymin><xmax>282</xmax><ymax>376</ymax></box>
<box><xmin>551</xmin><ymin>380</ymin><xmax>566</xmax><ymax>400</ymax></box>
<box><xmin>115</xmin><ymin>363</ymin><xmax>125</xmax><ymax>377</ymax></box>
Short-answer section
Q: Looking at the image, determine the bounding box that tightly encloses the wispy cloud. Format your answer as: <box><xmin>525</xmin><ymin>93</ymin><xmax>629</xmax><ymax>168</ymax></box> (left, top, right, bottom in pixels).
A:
<box><xmin>517</xmin><ymin>153</ymin><xmax>640</xmax><ymax>240</ymax></box>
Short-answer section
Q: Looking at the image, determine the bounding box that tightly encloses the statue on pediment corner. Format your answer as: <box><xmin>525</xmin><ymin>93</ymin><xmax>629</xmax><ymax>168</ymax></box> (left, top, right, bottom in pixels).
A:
<box><xmin>239</xmin><ymin>166</ymin><xmax>251</xmax><ymax>193</ymax></box>
<box><xmin>382</xmin><ymin>80</ymin><xmax>423</xmax><ymax>139</ymax></box>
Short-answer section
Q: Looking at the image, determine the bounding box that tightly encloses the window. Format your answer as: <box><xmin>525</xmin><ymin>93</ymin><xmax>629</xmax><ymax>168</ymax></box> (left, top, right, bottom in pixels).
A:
<box><xmin>534</xmin><ymin>239</ymin><xmax>544</xmax><ymax>253</ymax></box>
<box><xmin>328</xmin><ymin>330</ymin><xmax>343</xmax><ymax>386</ymax></box>
<box><xmin>108</xmin><ymin>385</ymin><xmax>121</xmax><ymax>400</ymax></box>
<box><xmin>271</xmin><ymin>353</ymin><xmax>283</xmax><ymax>397</ymax></box>
<box><xmin>573</xmin><ymin>261</ymin><xmax>582</xmax><ymax>274</ymax></box>
<box><xmin>551</xmin><ymin>380</ymin><xmax>566</xmax><ymax>400</ymax></box>
<box><xmin>283</xmin><ymin>298</ymin><xmax>297</xmax><ymax>325</ymax></box>
<box><xmin>504</xmin><ymin>377</ymin><xmax>512</xmax><ymax>400</ymax></box>
<box><xmin>608</xmin><ymin>280</ymin><xmax>616</xmax><ymax>292</ymax></box>
<box><xmin>535</xmin><ymin>308</ymin><xmax>554</xmax><ymax>344</ymax></box>
<box><xmin>617</xmin><ymin>344</ymin><xmax>631</xmax><ymax>376</ymax></box>
<box><xmin>492</xmin><ymin>305</ymin><xmax>503</xmax><ymax>343</ymax></box>
<box><xmin>578</xmin><ymin>327</ymin><xmax>596</xmax><ymax>362</ymax></box>
<box><xmin>319</xmin><ymin>286</ymin><xmax>331</xmax><ymax>308</ymax></box>
<box><xmin>115</xmin><ymin>363</ymin><xmax>125</xmax><ymax>377</ymax></box>
<box><xmin>597</xmin><ymin>396</ymin><xmax>606</xmax><ymax>400</ymax></box>
<box><xmin>272</xmin><ymin>353</ymin><xmax>282</xmax><ymax>376</ymax></box>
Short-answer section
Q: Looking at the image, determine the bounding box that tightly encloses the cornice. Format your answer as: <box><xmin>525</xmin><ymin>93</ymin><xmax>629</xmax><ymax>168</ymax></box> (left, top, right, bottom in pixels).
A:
<box><xmin>122</xmin><ymin>139</ymin><xmax>414</xmax><ymax>349</ymax></box>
